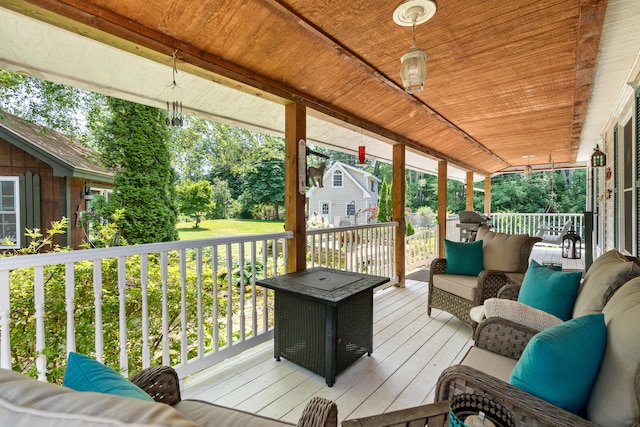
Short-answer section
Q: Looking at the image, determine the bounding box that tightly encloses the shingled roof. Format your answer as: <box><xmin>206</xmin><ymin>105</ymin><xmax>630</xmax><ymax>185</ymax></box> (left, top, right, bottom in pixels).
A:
<box><xmin>0</xmin><ymin>111</ymin><xmax>113</xmax><ymax>182</ymax></box>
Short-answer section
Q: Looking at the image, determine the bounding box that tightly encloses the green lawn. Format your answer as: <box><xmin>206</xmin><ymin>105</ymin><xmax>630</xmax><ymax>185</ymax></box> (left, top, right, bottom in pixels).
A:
<box><xmin>177</xmin><ymin>219</ymin><xmax>285</xmax><ymax>241</ymax></box>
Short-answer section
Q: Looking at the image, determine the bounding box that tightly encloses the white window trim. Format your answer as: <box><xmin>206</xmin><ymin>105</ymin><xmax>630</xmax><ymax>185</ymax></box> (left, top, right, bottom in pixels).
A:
<box><xmin>332</xmin><ymin>170</ymin><xmax>344</xmax><ymax>188</ymax></box>
<box><xmin>0</xmin><ymin>176</ymin><xmax>20</xmax><ymax>249</ymax></box>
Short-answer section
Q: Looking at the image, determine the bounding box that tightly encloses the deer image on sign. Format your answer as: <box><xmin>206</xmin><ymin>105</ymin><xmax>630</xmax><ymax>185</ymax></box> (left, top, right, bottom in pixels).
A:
<box><xmin>307</xmin><ymin>162</ymin><xmax>327</xmax><ymax>187</ymax></box>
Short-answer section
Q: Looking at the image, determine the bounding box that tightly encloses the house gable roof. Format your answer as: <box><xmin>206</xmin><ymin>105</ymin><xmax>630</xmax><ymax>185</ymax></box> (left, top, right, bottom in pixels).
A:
<box><xmin>0</xmin><ymin>111</ymin><xmax>114</xmax><ymax>182</ymax></box>
<box><xmin>306</xmin><ymin>161</ymin><xmax>378</xmax><ymax>198</ymax></box>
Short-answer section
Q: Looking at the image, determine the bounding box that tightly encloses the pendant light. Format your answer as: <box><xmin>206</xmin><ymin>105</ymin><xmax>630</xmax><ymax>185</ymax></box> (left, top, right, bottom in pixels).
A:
<box><xmin>393</xmin><ymin>0</ymin><xmax>436</xmax><ymax>94</ymax></box>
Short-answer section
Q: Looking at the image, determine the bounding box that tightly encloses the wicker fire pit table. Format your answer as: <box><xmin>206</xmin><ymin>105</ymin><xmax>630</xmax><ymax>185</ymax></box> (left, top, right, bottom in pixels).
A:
<box><xmin>258</xmin><ymin>267</ymin><xmax>389</xmax><ymax>386</ymax></box>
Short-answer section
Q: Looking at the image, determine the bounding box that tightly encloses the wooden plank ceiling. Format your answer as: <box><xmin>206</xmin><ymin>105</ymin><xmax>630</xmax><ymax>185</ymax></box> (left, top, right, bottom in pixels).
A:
<box><xmin>7</xmin><ymin>0</ymin><xmax>606</xmax><ymax>175</ymax></box>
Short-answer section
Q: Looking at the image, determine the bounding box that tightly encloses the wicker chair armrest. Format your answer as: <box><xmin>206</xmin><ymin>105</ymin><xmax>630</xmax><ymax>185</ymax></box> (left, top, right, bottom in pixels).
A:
<box><xmin>473</xmin><ymin>317</ymin><xmax>538</xmax><ymax>359</ymax></box>
<box><xmin>297</xmin><ymin>396</ymin><xmax>338</xmax><ymax>427</ymax></box>
<box><xmin>130</xmin><ymin>366</ymin><xmax>182</xmax><ymax>406</ymax></box>
<box><xmin>476</xmin><ymin>270</ymin><xmax>511</xmax><ymax>301</ymax></box>
<box><xmin>497</xmin><ymin>283</ymin><xmax>521</xmax><ymax>300</ymax></box>
<box><xmin>436</xmin><ymin>365</ymin><xmax>598</xmax><ymax>427</ymax></box>
<box><xmin>341</xmin><ymin>400</ymin><xmax>449</xmax><ymax>427</ymax></box>
<box><xmin>430</xmin><ymin>258</ymin><xmax>447</xmax><ymax>275</ymax></box>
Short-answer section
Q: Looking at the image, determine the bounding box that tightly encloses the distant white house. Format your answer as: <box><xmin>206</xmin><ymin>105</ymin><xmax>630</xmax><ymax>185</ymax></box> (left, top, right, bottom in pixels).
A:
<box><xmin>306</xmin><ymin>161</ymin><xmax>381</xmax><ymax>226</ymax></box>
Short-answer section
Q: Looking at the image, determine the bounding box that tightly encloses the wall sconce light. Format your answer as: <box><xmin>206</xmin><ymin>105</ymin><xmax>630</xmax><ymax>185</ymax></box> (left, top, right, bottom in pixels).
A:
<box><xmin>591</xmin><ymin>138</ymin><xmax>606</xmax><ymax>168</ymax></box>
<box><xmin>393</xmin><ymin>0</ymin><xmax>436</xmax><ymax>94</ymax></box>
<box><xmin>83</xmin><ymin>187</ymin><xmax>94</xmax><ymax>201</ymax></box>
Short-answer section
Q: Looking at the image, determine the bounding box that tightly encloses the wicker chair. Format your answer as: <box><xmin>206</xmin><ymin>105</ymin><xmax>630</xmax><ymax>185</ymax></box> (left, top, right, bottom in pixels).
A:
<box><xmin>435</xmin><ymin>314</ymin><xmax>640</xmax><ymax>427</ymax></box>
<box><xmin>131</xmin><ymin>366</ymin><xmax>338</xmax><ymax>427</ymax></box>
<box><xmin>428</xmin><ymin>228</ymin><xmax>540</xmax><ymax>327</ymax></box>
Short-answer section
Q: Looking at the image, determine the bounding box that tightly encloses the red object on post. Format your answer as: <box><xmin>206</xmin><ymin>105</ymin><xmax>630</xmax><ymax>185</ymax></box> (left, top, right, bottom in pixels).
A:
<box><xmin>358</xmin><ymin>146</ymin><xmax>366</xmax><ymax>164</ymax></box>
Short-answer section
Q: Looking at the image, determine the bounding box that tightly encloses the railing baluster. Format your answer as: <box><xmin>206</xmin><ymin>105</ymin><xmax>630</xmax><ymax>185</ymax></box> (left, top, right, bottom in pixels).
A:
<box><xmin>212</xmin><ymin>245</ymin><xmax>219</xmax><ymax>352</ymax></box>
<box><xmin>251</xmin><ymin>241</ymin><xmax>257</xmax><ymax>337</ymax></box>
<box><xmin>117</xmin><ymin>256</ymin><xmax>128</xmax><ymax>377</ymax></box>
<box><xmin>34</xmin><ymin>267</ymin><xmax>46</xmax><ymax>381</ymax></box>
<box><xmin>239</xmin><ymin>243</ymin><xmax>246</xmax><ymax>341</ymax></box>
<box><xmin>179</xmin><ymin>250</ymin><xmax>188</xmax><ymax>364</ymax></box>
<box><xmin>161</xmin><ymin>251</ymin><xmax>169</xmax><ymax>366</ymax></box>
<box><xmin>261</xmin><ymin>240</ymin><xmax>268</xmax><ymax>333</ymax></box>
<box><xmin>140</xmin><ymin>255</ymin><xmax>149</xmax><ymax>368</ymax></box>
<box><xmin>93</xmin><ymin>261</ymin><xmax>104</xmax><ymax>364</ymax></box>
<box><xmin>196</xmin><ymin>247</ymin><xmax>203</xmax><ymax>359</ymax></box>
<box><xmin>0</xmin><ymin>270</ymin><xmax>10</xmax><ymax>370</ymax></box>
<box><xmin>65</xmin><ymin>262</ymin><xmax>76</xmax><ymax>355</ymax></box>
<box><xmin>226</xmin><ymin>244</ymin><xmax>233</xmax><ymax>348</ymax></box>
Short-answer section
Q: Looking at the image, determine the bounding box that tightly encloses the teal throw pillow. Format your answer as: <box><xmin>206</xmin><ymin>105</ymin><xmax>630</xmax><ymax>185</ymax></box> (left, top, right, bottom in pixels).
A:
<box><xmin>63</xmin><ymin>352</ymin><xmax>153</xmax><ymax>401</ymax></box>
<box><xmin>444</xmin><ymin>239</ymin><xmax>483</xmax><ymax>276</ymax></box>
<box><xmin>517</xmin><ymin>260</ymin><xmax>581</xmax><ymax>320</ymax></box>
<box><xmin>509</xmin><ymin>313</ymin><xmax>606</xmax><ymax>413</ymax></box>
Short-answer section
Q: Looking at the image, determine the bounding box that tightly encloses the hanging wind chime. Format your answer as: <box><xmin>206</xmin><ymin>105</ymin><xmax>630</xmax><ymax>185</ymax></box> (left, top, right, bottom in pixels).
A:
<box><xmin>166</xmin><ymin>51</ymin><xmax>184</xmax><ymax>127</ymax></box>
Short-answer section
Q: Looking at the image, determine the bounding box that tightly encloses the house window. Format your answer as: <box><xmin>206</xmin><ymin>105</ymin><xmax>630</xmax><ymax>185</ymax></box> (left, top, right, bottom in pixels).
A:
<box><xmin>0</xmin><ymin>177</ymin><xmax>19</xmax><ymax>248</ymax></box>
<box><xmin>332</xmin><ymin>171</ymin><xmax>343</xmax><ymax>187</ymax></box>
<box><xmin>320</xmin><ymin>202</ymin><xmax>330</xmax><ymax>215</ymax></box>
<box><xmin>370</xmin><ymin>181</ymin><xmax>375</xmax><ymax>192</ymax></box>
<box><xmin>346</xmin><ymin>202</ymin><xmax>356</xmax><ymax>216</ymax></box>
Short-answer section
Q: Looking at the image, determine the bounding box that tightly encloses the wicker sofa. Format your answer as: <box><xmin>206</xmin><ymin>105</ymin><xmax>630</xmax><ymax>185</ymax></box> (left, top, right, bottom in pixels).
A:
<box><xmin>434</xmin><ymin>250</ymin><xmax>640</xmax><ymax>426</ymax></box>
<box><xmin>428</xmin><ymin>227</ymin><xmax>540</xmax><ymax>327</ymax></box>
<box><xmin>0</xmin><ymin>365</ymin><xmax>337</xmax><ymax>426</ymax></box>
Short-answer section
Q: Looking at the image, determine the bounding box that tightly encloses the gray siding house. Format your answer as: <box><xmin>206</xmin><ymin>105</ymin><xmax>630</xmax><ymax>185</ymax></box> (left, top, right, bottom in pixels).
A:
<box><xmin>306</xmin><ymin>161</ymin><xmax>380</xmax><ymax>226</ymax></box>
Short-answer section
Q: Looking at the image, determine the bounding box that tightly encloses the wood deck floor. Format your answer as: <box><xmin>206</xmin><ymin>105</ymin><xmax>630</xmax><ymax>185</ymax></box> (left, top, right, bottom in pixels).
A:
<box><xmin>180</xmin><ymin>245</ymin><xmax>584</xmax><ymax>425</ymax></box>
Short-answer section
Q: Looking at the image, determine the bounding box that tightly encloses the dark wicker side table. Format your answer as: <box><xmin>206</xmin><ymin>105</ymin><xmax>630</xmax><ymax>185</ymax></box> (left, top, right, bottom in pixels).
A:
<box><xmin>257</xmin><ymin>267</ymin><xmax>389</xmax><ymax>386</ymax></box>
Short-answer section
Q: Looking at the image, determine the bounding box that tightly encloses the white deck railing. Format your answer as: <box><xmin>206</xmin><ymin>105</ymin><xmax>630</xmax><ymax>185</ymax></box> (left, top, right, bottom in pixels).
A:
<box><xmin>0</xmin><ymin>233</ymin><xmax>292</xmax><ymax>382</ymax></box>
<box><xmin>0</xmin><ymin>223</ymin><xmax>400</xmax><ymax>382</ymax></box>
<box><xmin>405</xmin><ymin>227</ymin><xmax>438</xmax><ymax>270</ymax></box>
<box><xmin>490</xmin><ymin>213</ymin><xmax>585</xmax><ymax>238</ymax></box>
<box><xmin>306</xmin><ymin>222</ymin><xmax>398</xmax><ymax>282</ymax></box>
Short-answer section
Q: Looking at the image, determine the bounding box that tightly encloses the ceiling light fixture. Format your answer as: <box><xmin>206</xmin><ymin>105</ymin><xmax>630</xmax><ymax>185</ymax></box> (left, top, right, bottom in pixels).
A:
<box><xmin>393</xmin><ymin>0</ymin><xmax>436</xmax><ymax>94</ymax></box>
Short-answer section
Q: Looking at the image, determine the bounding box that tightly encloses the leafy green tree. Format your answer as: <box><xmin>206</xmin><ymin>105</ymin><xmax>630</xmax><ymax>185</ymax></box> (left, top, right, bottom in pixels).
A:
<box><xmin>406</xmin><ymin>220</ymin><xmax>415</xmax><ymax>236</ymax></box>
<box><xmin>377</xmin><ymin>177</ymin><xmax>391</xmax><ymax>222</ymax></box>
<box><xmin>209</xmin><ymin>177</ymin><xmax>234</xmax><ymax>219</ymax></box>
<box><xmin>238</xmin><ymin>136</ymin><xmax>285</xmax><ymax>219</ymax></box>
<box><xmin>93</xmin><ymin>97</ymin><xmax>178</xmax><ymax>243</ymax></box>
<box><xmin>0</xmin><ymin>70</ymin><xmax>100</xmax><ymax>140</ymax></box>
<box><xmin>176</xmin><ymin>180</ymin><xmax>214</xmax><ymax>228</ymax></box>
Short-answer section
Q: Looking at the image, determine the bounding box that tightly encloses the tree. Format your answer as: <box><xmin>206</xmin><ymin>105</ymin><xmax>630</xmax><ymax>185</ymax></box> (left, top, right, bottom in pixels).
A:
<box><xmin>0</xmin><ymin>70</ymin><xmax>100</xmax><ymax>140</ymax></box>
<box><xmin>209</xmin><ymin>177</ymin><xmax>234</xmax><ymax>219</ymax></box>
<box><xmin>377</xmin><ymin>177</ymin><xmax>391</xmax><ymax>222</ymax></box>
<box><xmin>238</xmin><ymin>136</ymin><xmax>285</xmax><ymax>219</ymax></box>
<box><xmin>176</xmin><ymin>180</ymin><xmax>213</xmax><ymax>228</ymax></box>
<box><xmin>93</xmin><ymin>97</ymin><xmax>178</xmax><ymax>243</ymax></box>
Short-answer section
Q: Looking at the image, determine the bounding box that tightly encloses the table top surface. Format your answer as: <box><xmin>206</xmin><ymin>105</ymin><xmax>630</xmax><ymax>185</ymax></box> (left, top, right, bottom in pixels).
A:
<box><xmin>257</xmin><ymin>267</ymin><xmax>390</xmax><ymax>303</ymax></box>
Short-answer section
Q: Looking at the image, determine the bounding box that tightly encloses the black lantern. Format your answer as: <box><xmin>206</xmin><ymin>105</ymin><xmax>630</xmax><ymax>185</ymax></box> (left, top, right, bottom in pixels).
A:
<box><xmin>591</xmin><ymin>145</ymin><xmax>606</xmax><ymax>168</ymax></box>
<box><xmin>562</xmin><ymin>228</ymin><xmax>582</xmax><ymax>259</ymax></box>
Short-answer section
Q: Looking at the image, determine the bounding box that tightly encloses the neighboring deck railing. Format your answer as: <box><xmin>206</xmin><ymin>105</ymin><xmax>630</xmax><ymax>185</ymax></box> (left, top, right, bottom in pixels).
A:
<box><xmin>490</xmin><ymin>213</ymin><xmax>585</xmax><ymax>239</ymax></box>
<box><xmin>0</xmin><ymin>223</ymin><xmax>402</xmax><ymax>383</ymax></box>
